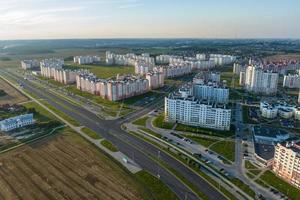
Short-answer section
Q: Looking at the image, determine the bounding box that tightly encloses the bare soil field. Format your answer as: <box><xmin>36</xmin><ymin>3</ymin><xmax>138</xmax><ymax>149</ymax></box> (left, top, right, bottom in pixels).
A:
<box><xmin>0</xmin><ymin>128</ymin><xmax>148</xmax><ymax>200</ymax></box>
<box><xmin>0</xmin><ymin>78</ymin><xmax>28</xmax><ymax>105</ymax></box>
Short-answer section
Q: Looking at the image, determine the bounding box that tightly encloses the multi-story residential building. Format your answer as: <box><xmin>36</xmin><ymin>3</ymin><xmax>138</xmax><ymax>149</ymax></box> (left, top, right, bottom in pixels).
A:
<box><xmin>21</xmin><ymin>60</ymin><xmax>40</xmax><ymax>70</ymax></box>
<box><xmin>193</xmin><ymin>71</ymin><xmax>221</xmax><ymax>83</ymax></box>
<box><xmin>283</xmin><ymin>74</ymin><xmax>300</xmax><ymax>88</ymax></box>
<box><xmin>0</xmin><ymin>114</ymin><xmax>34</xmax><ymax>132</ymax></box>
<box><xmin>260</xmin><ymin>102</ymin><xmax>278</xmax><ymax>119</ymax></box>
<box><xmin>165</xmin><ymin>92</ymin><xmax>231</xmax><ymax>130</ymax></box>
<box><xmin>295</xmin><ymin>107</ymin><xmax>300</xmax><ymax>120</ymax></box>
<box><xmin>40</xmin><ymin>58</ymin><xmax>64</xmax><ymax>69</ymax></box>
<box><xmin>155</xmin><ymin>63</ymin><xmax>192</xmax><ymax>78</ymax></box>
<box><xmin>74</xmin><ymin>55</ymin><xmax>101</xmax><ymax>65</ymax></box>
<box><xmin>53</xmin><ymin>69</ymin><xmax>77</xmax><ymax>84</ymax></box>
<box><xmin>260</xmin><ymin>101</ymin><xmax>298</xmax><ymax>119</ymax></box>
<box><xmin>193</xmin><ymin>82</ymin><xmax>229</xmax><ymax>104</ymax></box>
<box><xmin>273</xmin><ymin>141</ymin><xmax>300</xmax><ymax>188</ymax></box>
<box><xmin>239</xmin><ymin>71</ymin><xmax>246</xmax><ymax>86</ymax></box>
<box><xmin>244</xmin><ymin>65</ymin><xmax>279</xmax><ymax>95</ymax></box>
<box><xmin>106</xmin><ymin>51</ymin><xmax>155</xmax><ymax>67</ymax></box>
<box><xmin>146</xmin><ymin>71</ymin><xmax>164</xmax><ymax>89</ymax></box>
<box><xmin>76</xmin><ymin>73</ymin><xmax>150</xmax><ymax>101</ymax></box>
<box><xmin>156</xmin><ymin>55</ymin><xmax>172</xmax><ymax>64</ymax></box>
<box><xmin>134</xmin><ymin>61</ymin><xmax>154</xmax><ymax>75</ymax></box>
<box><xmin>233</xmin><ymin>63</ymin><xmax>246</xmax><ymax>75</ymax></box>
<box><xmin>209</xmin><ymin>54</ymin><xmax>236</xmax><ymax>66</ymax></box>
<box><xmin>196</xmin><ymin>54</ymin><xmax>206</xmax><ymax>61</ymax></box>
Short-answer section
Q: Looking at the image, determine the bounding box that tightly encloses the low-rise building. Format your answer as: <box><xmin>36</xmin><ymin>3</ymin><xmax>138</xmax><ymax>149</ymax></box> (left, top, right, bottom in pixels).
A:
<box><xmin>260</xmin><ymin>102</ymin><xmax>278</xmax><ymax>119</ymax></box>
<box><xmin>252</xmin><ymin>126</ymin><xmax>290</xmax><ymax>167</ymax></box>
<box><xmin>273</xmin><ymin>141</ymin><xmax>300</xmax><ymax>188</ymax></box>
<box><xmin>0</xmin><ymin>114</ymin><xmax>34</xmax><ymax>132</ymax></box>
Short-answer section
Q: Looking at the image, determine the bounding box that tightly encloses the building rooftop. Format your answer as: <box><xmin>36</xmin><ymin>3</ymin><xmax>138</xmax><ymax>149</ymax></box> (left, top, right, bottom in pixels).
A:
<box><xmin>253</xmin><ymin>126</ymin><xmax>289</xmax><ymax>138</ymax></box>
<box><xmin>254</xmin><ymin>143</ymin><xmax>275</xmax><ymax>161</ymax></box>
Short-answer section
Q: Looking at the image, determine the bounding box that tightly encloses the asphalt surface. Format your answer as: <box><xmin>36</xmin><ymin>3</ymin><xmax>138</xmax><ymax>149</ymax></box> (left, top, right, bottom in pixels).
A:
<box><xmin>2</xmin><ymin>69</ymin><xmax>228</xmax><ymax>200</ymax></box>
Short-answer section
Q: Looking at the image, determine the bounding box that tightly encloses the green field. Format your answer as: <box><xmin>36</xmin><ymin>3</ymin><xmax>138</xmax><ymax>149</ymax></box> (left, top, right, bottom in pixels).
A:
<box><xmin>260</xmin><ymin>171</ymin><xmax>300</xmax><ymax>199</ymax></box>
<box><xmin>101</xmin><ymin>139</ymin><xmax>118</xmax><ymax>152</ymax></box>
<box><xmin>175</xmin><ymin>123</ymin><xmax>235</xmax><ymax>138</ymax></box>
<box><xmin>230</xmin><ymin>178</ymin><xmax>256</xmax><ymax>198</ymax></box>
<box><xmin>81</xmin><ymin>127</ymin><xmax>102</xmax><ymax>139</ymax></box>
<box><xmin>210</xmin><ymin>141</ymin><xmax>235</xmax><ymax>162</ymax></box>
<box><xmin>153</xmin><ymin>114</ymin><xmax>175</xmax><ymax>129</ymax></box>
<box><xmin>183</xmin><ymin>135</ymin><xmax>219</xmax><ymax>147</ymax></box>
<box><xmin>133</xmin><ymin>117</ymin><xmax>149</xmax><ymax>126</ymax></box>
<box><xmin>23</xmin><ymin>101</ymin><xmax>57</xmax><ymax>122</ymax></box>
<box><xmin>135</xmin><ymin>170</ymin><xmax>179</xmax><ymax>200</ymax></box>
<box><xmin>64</xmin><ymin>63</ymin><xmax>134</xmax><ymax>79</ymax></box>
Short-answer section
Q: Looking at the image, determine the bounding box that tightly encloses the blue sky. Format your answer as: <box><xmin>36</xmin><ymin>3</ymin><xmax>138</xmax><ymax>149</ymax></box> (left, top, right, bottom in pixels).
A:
<box><xmin>0</xmin><ymin>0</ymin><xmax>299</xmax><ymax>39</ymax></box>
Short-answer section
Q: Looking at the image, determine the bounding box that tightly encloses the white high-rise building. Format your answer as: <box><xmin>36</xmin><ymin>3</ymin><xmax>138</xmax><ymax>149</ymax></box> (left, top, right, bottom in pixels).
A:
<box><xmin>283</xmin><ymin>74</ymin><xmax>300</xmax><ymax>88</ymax></box>
<box><xmin>244</xmin><ymin>65</ymin><xmax>279</xmax><ymax>95</ymax></box>
<box><xmin>40</xmin><ymin>58</ymin><xmax>64</xmax><ymax>69</ymax></box>
<box><xmin>21</xmin><ymin>60</ymin><xmax>39</xmax><ymax>70</ymax></box>
<box><xmin>74</xmin><ymin>55</ymin><xmax>101</xmax><ymax>65</ymax></box>
<box><xmin>193</xmin><ymin>82</ymin><xmax>229</xmax><ymax>104</ymax></box>
<box><xmin>165</xmin><ymin>93</ymin><xmax>231</xmax><ymax>130</ymax></box>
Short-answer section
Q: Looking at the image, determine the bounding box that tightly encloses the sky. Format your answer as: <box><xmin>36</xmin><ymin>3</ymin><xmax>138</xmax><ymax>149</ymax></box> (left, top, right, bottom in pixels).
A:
<box><xmin>0</xmin><ymin>0</ymin><xmax>299</xmax><ymax>40</ymax></box>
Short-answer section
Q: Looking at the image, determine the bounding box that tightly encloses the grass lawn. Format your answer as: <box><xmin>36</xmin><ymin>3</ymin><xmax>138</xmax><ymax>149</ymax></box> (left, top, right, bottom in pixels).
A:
<box><xmin>248</xmin><ymin>169</ymin><xmax>262</xmax><ymax>176</ymax></box>
<box><xmin>140</xmin><ymin>127</ymin><xmax>161</xmax><ymax>138</ymax></box>
<box><xmin>135</xmin><ymin>170</ymin><xmax>179</xmax><ymax>200</ymax></box>
<box><xmin>41</xmin><ymin>100</ymin><xmax>80</xmax><ymax>126</ymax></box>
<box><xmin>182</xmin><ymin>135</ymin><xmax>219</xmax><ymax>147</ymax></box>
<box><xmin>22</xmin><ymin>101</ymin><xmax>57</xmax><ymax>122</ymax></box>
<box><xmin>81</xmin><ymin>127</ymin><xmax>102</xmax><ymax>140</ymax></box>
<box><xmin>133</xmin><ymin>117</ymin><xmax>149</xmax><ymax>126</ymax></box>
<box><xmin>245</xmin><ymin>160</ymin><xmax>258</xmax><ymax>170</ymax></box>
<box><xmin>260</xmin><ymin>171</ymin><xmax>300</xmax><ymax>199</ymax></box>
<box><xmin>64</xmin><ymin>64</ymin><xmax>134</xmax><ymax>79</ymax></box>
<box><xmin>230</xmin><ymin>178</ymin><xmax>256</xmax><ymax>198</ymax></box>
<box><xmin>175</xmin><ymin>123</ymin><xmax>235</xmax><ymax>138</ymax></box>
<box><xmin>153</xmin><ymin>114</ymin><xmax>174</xmax><ymax>129</ymax></box>
<box><xmin>210</xmin><ymin>141</ymin><xmax>235</xmax><ymax>162</ymax></box>
<box><xmin>246</xmin><ymin>172</ymin><xmax>255</xmax><ymax>179</ymax></box>
<box><xmin>101</xmin><ymin>140</ymin><xmax>118</xmax><ymax>152</ymax></box>
<box><xmin>254</xmin><ymin>179</ymin><xmax>269</xmax><ymax>188</ymax></box>
<box><xmin>242</xmin><ymin>105</ymin><xmax>251</xmax><ymax>124</ymax></box>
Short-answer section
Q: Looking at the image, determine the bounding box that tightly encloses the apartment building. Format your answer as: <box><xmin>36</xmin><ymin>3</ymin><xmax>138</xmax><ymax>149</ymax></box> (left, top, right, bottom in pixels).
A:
<box><xmin>74</xmin><ymin>55</ymin><xmax>101</xmax><ymax>64</ymax></box>
<box><xmin>193</xmin><ymin>71</ymin><xmax>221</xmax><ymax>83</ymax></box>
<box><xmin>134</xmin><ymin>61</ymin><xmax>154</xmax><ymax>75</ymax></box>
<box><xmin>155</xmin><ymin>63</ymin><xmax>192</xmax><ymax>78</ymax></box>
<box><xmin>283</xmin><ymin>74</ymin><xmax>300</xmax><ymax>88</ymax></box>
<box><xmin>244</xmin><ymin>65</ymin><xmax>279</xmax><ymax>95</ymax></box>
<box><xmin>165</xmin><ymin>92</ymin><xmax>231</xmax><ymax>130</ymax></box>
<box><xmin>273</xmin><ymin>141</ymin><xmax>300</xmax><ymax>188</ymax></box>
<box><xmin>21</xmin><ymin>60</ymin><xmax>40</xmax><ymax>70</ymax></box>
<box><xmin>76</xmin><ymin>73</ymin><xmax>150</xmax><ymax>101</ymax></box>
<box><xmin>146</xmin><ymin>71</ymin><xmax>164</xmax><ymax>89</ymax></box>
<box><xmin>106</xmin><ymin>51</ymin><xmax>155</xmax><ymax>67</ymax></box>
<box><xmin>0</xmin><ymin>114</ymin><xmax>34</xmax><ymax>132</ymax></box>
<box><xmin>40</xmin><ymin>58</ymin><xmax>64</xmax><ymax>68</ymax></box>
<box><xmin>196</xmin><ymin>54</ymin><xmax>206</xmax><ymax>61</ymax></box>
<box><xmin>193</xmin><ymin>82</ymin><xmax>229</xmax><ymax>104</ymax></box>
<box><xmin>209</xmin><ymin>54</ymin><xmax>236</xmax><ymax>66</ymax></box>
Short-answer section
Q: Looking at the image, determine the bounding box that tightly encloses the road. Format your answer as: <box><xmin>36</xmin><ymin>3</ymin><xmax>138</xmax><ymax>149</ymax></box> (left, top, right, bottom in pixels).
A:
<box><xmin>1</xmin><ymin>69</ymin><xmax>228</xmax><ymax>200</ymax></box>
